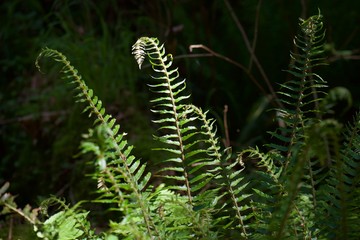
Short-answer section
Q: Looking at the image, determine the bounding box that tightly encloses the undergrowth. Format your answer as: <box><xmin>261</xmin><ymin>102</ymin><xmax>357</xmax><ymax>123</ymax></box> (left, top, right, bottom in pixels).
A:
<box><xmin>1</xmin><ymin>12</ymin><xmax>359</xmax><ymax>239</ymax></box>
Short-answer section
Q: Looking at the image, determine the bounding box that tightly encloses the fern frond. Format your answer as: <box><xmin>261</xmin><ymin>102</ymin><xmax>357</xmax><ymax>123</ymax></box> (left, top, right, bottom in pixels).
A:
<box><xmin>259</xmin><ymin>12</ymin><xmax>331</xmax><ymax>238</ymax></box>
<box><xmin>132</xmin><ymin>37</ymin><xmax>257</xmax><ymax>238</ymax></box>
<box><xmin>317</xmin><ymin>111</ymin><xmax>360</xmax><ymax>238</ymax></box>
<box><xmin>270</xmin><ymin>12</ymin><xmax>327</xmax><ymax>170</ymax></box>
<box><xmin>132</xmin><ymin>38</ymin><xmax>220</xmax><ymax>207</ymax></box>
<box><xmin>36</xmin><ymin>48</ymin><xmax>160</xmax><ymax>238</ymax></box>
<box><xmin>238</xmin><ymin>148</ymin><xmax>284</xmax><ymax>237</ymax></box>
<box><xmin>184</xmin><ymin>104</ymin><xmax>253</xmax><ymax>238</ymax></box>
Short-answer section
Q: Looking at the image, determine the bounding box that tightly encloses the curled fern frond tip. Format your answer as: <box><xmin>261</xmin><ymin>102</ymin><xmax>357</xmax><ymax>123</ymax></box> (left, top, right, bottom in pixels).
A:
<box><xmin>132</xmin><ymin>37</ymin><xmax>147</xmax><ymax>69</ymax></box>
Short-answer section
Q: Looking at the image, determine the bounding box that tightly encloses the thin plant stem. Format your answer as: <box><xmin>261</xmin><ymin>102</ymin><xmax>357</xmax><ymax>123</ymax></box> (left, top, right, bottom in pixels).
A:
<box><xmin>249</xmin><ymin>0</ymin><xmax>262</xmax><ymax>71</ymax></box>
<box><xmin>223</xmin><ymin>0</ymin><xmax>281</xmax><ymax>107</ymax></box>
<box><xmin>300</xmin><ymin>0</ymin><xmax>308</xmax><ymax>19</ymax></box>
<box><xmin>223</xmin><ymin>105</ymin><xmax>231</xmax><ymax>148</ymax></box>
<box><xmin>189</xmin><ymin>44</ymin><xmax>270</xmax><ymax>102</ymax></box>
<box><xmin>8</xmin><ymin>215</ymin><xmax>13</xmax><ymax>240</ymax></box>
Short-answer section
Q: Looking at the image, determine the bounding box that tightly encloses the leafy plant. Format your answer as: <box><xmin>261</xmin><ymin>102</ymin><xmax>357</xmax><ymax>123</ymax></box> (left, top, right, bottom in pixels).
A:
<box><xmin>1</xmin><ymin>12</ymin><xmax>359</xmax><ymax>239</ymax></box>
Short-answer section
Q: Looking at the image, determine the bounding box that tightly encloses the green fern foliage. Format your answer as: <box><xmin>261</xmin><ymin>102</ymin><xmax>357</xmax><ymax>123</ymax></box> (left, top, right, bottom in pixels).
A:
<box><xmin>132</xmin><ymin>37</ymin><xmax>254</xmax><ymax>238</ymax></box>
<box><xmin>271</xmin><ymin>12</ymin><xmax>327</xmax><ymax>166</ymax></box>
<box><xmin>245</xmin><ymin>12</ymin><xmax>360</xmax><ymax>239</ymax></box>
<box><xmin>36</xmin><ymin>48</ymin><xmax>159</xmax><ymax>238</ymax></box>
<box><xmin>132</xmin><ymin>37</ymin><xmax>219</xmax><ymax>202</ymax></box>
<box><xmin>188</xmin><ymin>105</ymin><xmax>251</xmax><ymax>238</ymax></box>
<box><xmin>317</xmin><ymin>112</ymin><xmax>360</xmax><ymax>238</ymax></box>
<box><xmin>1</xmin><ymin>11</ymin><xmax>359</xmax><ymax>240</ymax></box>
<box><xmin>243</xmin><ymin>12</ymin><xmax>329</xmax><ymax>238</ymax></box>
<box><xmin>132</xmin><ymin>37</ymin><xmax>223</xmax><ymax>239</ymax></box>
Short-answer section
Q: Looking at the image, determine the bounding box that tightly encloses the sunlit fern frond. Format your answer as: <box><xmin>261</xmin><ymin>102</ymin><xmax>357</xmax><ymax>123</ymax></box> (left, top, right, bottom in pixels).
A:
<box><xmin>132</xmin><ymin>37</ymin><xmax>220</xmax><ymax>206</ymax></box>
<box><xmin>35</xmin><ymin>48</ymin><xmax>160</xmax><ymax>238</ymax></box>
<box><xmin>186</xmin><ymin>104</ymin><xmax>252</xmax><ymax>238</ymax></box>
<box><xmin>132</xmin><ymin>37</ymin><xmax>228</xmax><ymax>239</ymax></box>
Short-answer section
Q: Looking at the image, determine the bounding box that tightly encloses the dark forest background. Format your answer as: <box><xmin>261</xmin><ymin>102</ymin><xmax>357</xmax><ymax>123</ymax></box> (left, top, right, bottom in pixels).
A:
<box><xmin>1</xmin><ymin>0</ymin><xmax>359</xmax><ymax>235</ymax></box>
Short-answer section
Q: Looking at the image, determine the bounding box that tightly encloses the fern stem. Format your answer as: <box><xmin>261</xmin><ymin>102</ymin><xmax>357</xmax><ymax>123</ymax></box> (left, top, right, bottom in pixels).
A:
<box><xmin>2</xmin><ymin>202</ymin><xmax>37</xmax><ymax>225</ymax></box>
<box><xmin>275</xmin><ymin>163</ymin><xmax>303</xmax><ymax>239</ymax></box>
<box><xmin>189</xmin><ymin>44</ymin><xmax>272</xmax><ymax>104</ymax></box>
<box><xmin>223</xmin><ymin>105</ymin><xmax>231</xmax><ymax>148</ymax></box>
<box><xmin>248</xmin><ymin>0</ymin><xmax>262</xmax><ymax>71</ymax></box>
<box><xmin>306</xmin><ymin>157</ymin><xmax>317</xmax><ymax>207</ymax></box>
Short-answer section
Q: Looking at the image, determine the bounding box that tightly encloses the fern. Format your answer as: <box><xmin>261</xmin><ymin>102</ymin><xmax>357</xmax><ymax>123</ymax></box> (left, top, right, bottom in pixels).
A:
<box><xmin>246</xmin><ymin>12</ymin><xmax>360</xmax><ymax>239</ymax></box>
<box><xmin>132</xmin><ymin>37</ymin><xmax>220</xmax><ymax>202</ymax></box>
<box><xmin>132</xmin><ymin>37</ymin><xmax>256</xmax><ymax>238</ymax></box>
<box><xmin>188</xmin><ymin>105</ymin><xmax>251</xmax><ymax>238</ymax></box>
<box><xmin>35</xmin><ymin>48</ymin><xmax>159</xmax><ymax>238</ymax></box>
<box><xmin>317</xmin><ymin>112</ymin><xmax>360</xmax><ymax>238</ymax></box>
<box><xmin>132</xmin><ymin>37</ymin><xmax>223</xmax><ymax>238</ymax></box>
<box><xmin>1</xmin><ymin>11</ymin><xmax>359</xmax><ymax>240</ymax></box>
<box><xmin>271</xmin><ymin>12</ymin><xmax>327</xmax><ymax>168</ymax></box>
<box><xmin>261</xmin><ymin>12</ymin><xmax>328</xmax><ymax>238</ymax></box>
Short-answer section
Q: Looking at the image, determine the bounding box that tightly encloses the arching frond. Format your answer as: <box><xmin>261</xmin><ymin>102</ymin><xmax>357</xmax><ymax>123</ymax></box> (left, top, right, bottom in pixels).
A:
<box><xmin>132</xmin><ymin>38</ymin><xmax>219</xmax><ymax>205</ymax></box>
<box><xmin>255</xmin><ymin>12</ymin><xmax>335</xmax><ymax>238</ymax></box>
<box><xmin>270</xmin><ymin>12</ymin><xmax>327</xmax><ymax>168</ymax></box>
<box><xmin>36</xmin><ymin>48</ymin><xmax>159</xmax><ymax>238</ymax></box>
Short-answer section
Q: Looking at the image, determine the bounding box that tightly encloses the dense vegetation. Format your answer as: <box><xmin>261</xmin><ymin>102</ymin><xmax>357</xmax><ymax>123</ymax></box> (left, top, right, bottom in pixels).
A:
<box><xmin>1</xmin><ymin>1</ymin><xmax>359</xmax><ymax>239</ymax></box>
